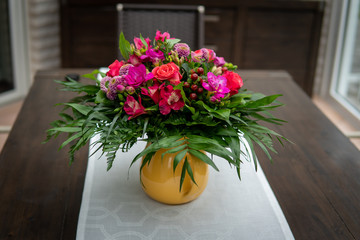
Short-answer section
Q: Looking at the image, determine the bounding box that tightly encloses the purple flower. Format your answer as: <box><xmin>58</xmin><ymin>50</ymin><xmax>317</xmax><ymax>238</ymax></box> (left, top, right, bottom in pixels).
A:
<box><xmin>191</xmin><ymin>48</ymin><xmax>216</xmax><ymax>63</ymax></box>
<box><xmin>202</xmin><ymin>72</ymin><xmax>230</xmax><ymax>100</ymax></box>
<box><xmin>201</xmin><ymin>48</ymin><xmax>216</xmax><ymax>61</ymax></box>
<box><xmin>140</xmin><ymin>49</ymin><xmax>165</xmax><ymax>64</ymax></box>
<box><xmin>174</xmin><ymin>43</ymin><xmax>190</xmax><ymax>57</ymax></box>
<box><xmin>125</xmin><ymin>64</ymin><xmax>154</xmax><ymax>88</ymax></box>
<box><xmin>119</xmin><ymin>64</ymin><xmax>133</xmax><ymax>76</ymax></box>
<box><xmin>100</xmin><ymin>76</ymin><xmax>121</xmax><ymax>100</ymax></box>
<box><xmin>100</xmin><ymin>76</ymin><xmax>111</xmax><ymax>92</ymax></box>
<box><xmin>214</xmin><ymin>57</ymin><xmax>225</xmax><ymax>67</ymax></box>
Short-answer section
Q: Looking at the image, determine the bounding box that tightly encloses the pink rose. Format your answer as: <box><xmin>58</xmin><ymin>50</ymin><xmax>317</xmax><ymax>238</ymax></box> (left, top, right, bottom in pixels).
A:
<box><xmin>223</xmin><ymin>71</ymin><xmax>243</xmax><ymax>96</ymax></box>
<box><xmin>152</xmin><ymin>62</ymin><xmax>181</xmax><ymax>85</ymax></box>
<box><xmin>106</xmin><ymin>60</ymin><xmax>124</xmax><ymax>77</ymax></box>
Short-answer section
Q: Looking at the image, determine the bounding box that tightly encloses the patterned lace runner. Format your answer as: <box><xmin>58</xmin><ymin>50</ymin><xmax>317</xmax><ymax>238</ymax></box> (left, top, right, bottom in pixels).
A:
<box><xmin>76</xmin><ymin>135</ymin><xmax>294</xmax><ymax>240</ymax></box>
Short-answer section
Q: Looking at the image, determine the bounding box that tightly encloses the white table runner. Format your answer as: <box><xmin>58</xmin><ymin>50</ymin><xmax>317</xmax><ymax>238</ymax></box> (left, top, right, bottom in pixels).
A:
<box><xmin>77</xmin><ymin>136</ymin><xmax>294</xmax><ymax>240</ymax></box>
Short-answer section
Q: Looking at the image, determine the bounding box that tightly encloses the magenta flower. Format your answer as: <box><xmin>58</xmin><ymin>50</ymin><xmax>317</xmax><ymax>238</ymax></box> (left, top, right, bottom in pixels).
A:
<box><xmin>134</xmin><ymin>37</ymin><xmax>151</xmax><ymax>49</ymax></box>
<box><xmin>210</xmin><ymin>95</ymin><xmax>221</xmax><ymax>103</ymax></box>
<box><xmin>125</xmin><ymin>64</ymin><xmax>154</xmax><ymax>88</ymax></box>
<box><xmin>174</xmin><ymin>43</ymin><xmax>190</xmax><ymax>57</ymax></box>
<box><xmin>116</xmin><ymin>84</ymin><xmax>125</xmax><ymax>93</ymax></box>
<box><xmin>202</xmin><ymin>72</ymin><xmax>230</xmax><ymax>100</ymax></box>
<box><xmin>123</xmin><ymin>95</ymin><xmax>146</xmax><ymax>120</ymax></box>
<box><xmin>141</xmin><ymin>84</ymin><xmax>160</xmax><ymax>104</ymax></box>
<box><xmin>159</xmin><ymin>84</ymin><xmax>184</xmax><ymax>115</ymax></box>
<box><xmin>155</xmin><ymin>30</ymin><xmax>174</xmax><ymax>41</ymax></box>
<box><xmin>140</xmin><ymin>49</ymin><xmax>165</xmax><ymax>65</ymax></box>
<box><xmin>214</xmin><ymin>57</ymin><xmax>225</xmax><ymax>67</ymax></box>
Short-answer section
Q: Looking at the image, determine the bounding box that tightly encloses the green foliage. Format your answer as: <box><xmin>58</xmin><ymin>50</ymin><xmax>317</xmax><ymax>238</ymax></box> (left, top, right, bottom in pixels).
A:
<box><xmin>119</xmin><ymin>32</ymin><xmax>131</xmax><ymax>60</ymax></box>
<box><xmin>45</xmin><ymin>32</ymin><xmax>290</xmax><ymax>191</ymax></box>
<box><xmin>45</xmin><ymin>73</ymin><xmax>288</xmax><ymax>190</ymax></box>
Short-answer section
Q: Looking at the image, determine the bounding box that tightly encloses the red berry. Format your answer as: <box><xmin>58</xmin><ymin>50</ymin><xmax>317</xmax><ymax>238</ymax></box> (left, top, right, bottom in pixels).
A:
<box><xmin>189</xmin><ymin>93</ymin><xmax>197</xmax><ymax>100</ymax></box>
<box><xmin>184</xmin><ymin>82</ymin><xmax>190</xmax><ymax>88</ymax></box>
<box><xmin>191</xmin><ymin>84</ymin><xmax>198</xmax><ymax>91</ymax></box>
<box><xmin>197</xmin><ymin>87</ymin><xmax>204</xmax><ymax>94</ymax></box>
<box><xmin>197</xmin><ymin>67</ymin><xmax>204</xmax><ymax>75</ymax></box>
<box><xmin>199</xmin><ymin>77</ymin><xmax>204</xmax><ymax>84</ymax></box>
<box><xmin>222</xmin><ymin>67</ymin><xmax>228</xmax><ymax>72</ymax></box>
<box><xmin>191</xmin><ymin>73</ymin><xmax>198</xmax><ymax>81</ymax></box>
<box><xmin>190</xmin><ymin>69</ymin><xmax>195</xmax><ymax>74</ymax></box>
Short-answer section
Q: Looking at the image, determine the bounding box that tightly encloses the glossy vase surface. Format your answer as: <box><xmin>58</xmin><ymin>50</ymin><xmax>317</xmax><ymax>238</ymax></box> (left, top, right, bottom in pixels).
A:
<box><xmin>140</xmin><ymin>147</ymin><xmax>209</xmax><ymax>205</ymax></box>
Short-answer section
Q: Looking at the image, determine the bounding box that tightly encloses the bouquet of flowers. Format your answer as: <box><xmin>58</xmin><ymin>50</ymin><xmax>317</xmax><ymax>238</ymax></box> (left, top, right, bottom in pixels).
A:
<box><xmin>45</xmin><ymin>31</ymin><xmax>287</xmax><ymax>189</ymax></box>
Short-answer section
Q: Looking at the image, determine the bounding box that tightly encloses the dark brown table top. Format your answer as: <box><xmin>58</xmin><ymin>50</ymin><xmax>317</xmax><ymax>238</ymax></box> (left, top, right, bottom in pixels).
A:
<box><xmin>0</xmin><ymin>69</ymin><xmax>359</xmax><ymax>239</ymax></box>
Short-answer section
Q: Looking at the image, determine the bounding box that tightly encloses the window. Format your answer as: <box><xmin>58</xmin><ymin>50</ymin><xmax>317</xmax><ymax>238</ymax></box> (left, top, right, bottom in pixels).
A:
<box><xmin>331</xmin><ymin>0</ymin><xmax>360</xmax><ymax>119</ymax></box>
<box><xmin>0</xmin><ymin>1</ymin><xmax>14</xmax><ymax>95</ymax></box>
<box><xmin>0</xmin><ymin>1</ymin><xmax>30</xmax><ymax>105</ymax></box>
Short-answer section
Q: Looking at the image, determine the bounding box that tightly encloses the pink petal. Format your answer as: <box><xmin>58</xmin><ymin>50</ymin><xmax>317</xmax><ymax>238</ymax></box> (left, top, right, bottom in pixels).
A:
<box><xmin>159</xmin><ymin>99</ymin><xmax>171</xmax><ymax>115</ymax></box>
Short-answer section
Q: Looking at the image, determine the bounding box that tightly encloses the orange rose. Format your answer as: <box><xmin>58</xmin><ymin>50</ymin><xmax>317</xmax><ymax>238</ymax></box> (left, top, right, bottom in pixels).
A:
<box><xmin>152</xmin><ymin>62</ymin><xmax>181</xmax><ymax>85</ymax></box>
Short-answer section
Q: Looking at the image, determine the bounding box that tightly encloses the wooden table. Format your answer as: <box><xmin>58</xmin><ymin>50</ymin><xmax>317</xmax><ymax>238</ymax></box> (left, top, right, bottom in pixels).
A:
<box><xmin>0</xmin><ymin>69</ymin><xmax>359</xmax><ymax>239</ymax></box>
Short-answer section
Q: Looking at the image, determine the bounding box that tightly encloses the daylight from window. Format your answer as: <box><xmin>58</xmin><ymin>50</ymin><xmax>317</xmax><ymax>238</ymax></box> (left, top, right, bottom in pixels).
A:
<box><xmin>334</xmin><ymin>0</ymin><xmax>360</xmax><ymax>117</ymax></box>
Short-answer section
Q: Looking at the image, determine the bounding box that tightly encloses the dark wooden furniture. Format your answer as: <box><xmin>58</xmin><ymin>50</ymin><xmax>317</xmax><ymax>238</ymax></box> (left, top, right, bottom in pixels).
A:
<box><xmin>1</xmin><ymin>69</ymin><xmax>359</xmax><ymax>239</ymax></box>
<box><xmin>60</xmin><ymin>0</ymin><xmax>324</xmax><ymax>96</ymax></box>
<box><xmin>117</xmin><ymin>4</ymin><xmax>204</xmax><ymax>52</ymax></box>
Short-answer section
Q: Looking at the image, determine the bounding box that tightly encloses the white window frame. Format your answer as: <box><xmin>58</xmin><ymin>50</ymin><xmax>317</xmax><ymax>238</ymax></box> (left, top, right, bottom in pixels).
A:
<box><xmin>0</xmin><ymin>0</ymin><xmax>30</xmax><ymax>106</ymax></box>
<box><xmin>330</xmin><ymin>0</ymin><xmax>360</xmax><ymax>120</ymax></box>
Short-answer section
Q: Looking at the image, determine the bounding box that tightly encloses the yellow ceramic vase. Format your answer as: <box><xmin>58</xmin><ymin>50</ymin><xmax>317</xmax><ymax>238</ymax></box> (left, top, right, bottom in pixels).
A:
<box><xmin>140</xmin><ymin>147</ymin><xmax>209</xmax><ymax>205</ymax></box>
